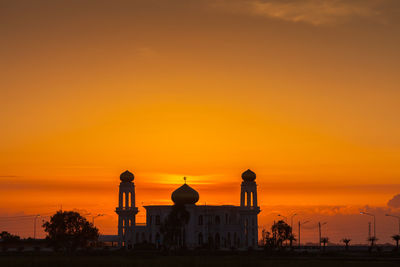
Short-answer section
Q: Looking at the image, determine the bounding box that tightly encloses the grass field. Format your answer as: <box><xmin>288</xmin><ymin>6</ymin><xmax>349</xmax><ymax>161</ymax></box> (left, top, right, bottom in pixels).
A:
<box><xmin>1</xmin><ymin>254</ymin><xmax>400</xmax><ymax>267</ymax></box>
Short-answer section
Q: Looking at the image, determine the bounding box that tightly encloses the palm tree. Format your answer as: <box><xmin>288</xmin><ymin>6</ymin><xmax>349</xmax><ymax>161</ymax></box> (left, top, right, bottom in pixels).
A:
<box><xmin>342</xmin><ymin>238</ymin><xmax>351</xmax><ymax>251</ymax></box>
<box><xmin>392</xmin><ymin>235</ymin><xmax>400</xmax><ymax>251</ymax></box>
<box><xmin>320</xmin><ymin>237</ymin><xmax>329</xmax><ymax>251</ymax></box>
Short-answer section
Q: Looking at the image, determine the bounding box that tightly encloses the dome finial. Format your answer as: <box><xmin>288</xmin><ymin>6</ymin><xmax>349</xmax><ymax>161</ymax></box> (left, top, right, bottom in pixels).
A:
<box><xmin>183</xmin><ymin>177</ymin><xmax>187</xmax><ymax>184</ymax></box>
<box><xmin>242</xmin><ymin>169</ymin><xmax>256</xmax><ymax>182</ymax></box>
<box><xmin>120</xmin><ymin>170</ymin><xmax>134</xmax><ymax>182</ymax></box>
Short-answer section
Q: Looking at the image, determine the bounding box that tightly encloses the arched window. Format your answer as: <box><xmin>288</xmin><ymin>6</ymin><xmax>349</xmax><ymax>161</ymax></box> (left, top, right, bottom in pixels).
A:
<box><xmin>227</xmin><ymin>232</ymin><xmax>231</xmax><ymax>247</ymax></box>
<box><xmin>225</xmin><ymin>214</ymin><xmax>228</xmax><ymax>224</ymax></box>
<box><xmin>198</xmin><ymin>215</ymin><xmax>203</xmax><ymax>225</ymax></box>
<box><xmin>215</xmin><ymin>215</ymin><xmax>220</xmax><ymax>225</ymax></box>
<box><xmin>155</xmin><ymin>215</ymin><xmax>161</xmax><ymax>225</ymax></box>
<box><xmin>149</xmin><ymin>215</ymin><xmax>152</xmax><ymax>225</ymax></box>
<box><xmin>198</xmin><ymin>232</ymin><xmax>203</xmax><ymax>245</ymax></box>
<box><xmin>136</xmin><ymin>233</ymin><xmax>139</xmax><ymax>243</ymax></box>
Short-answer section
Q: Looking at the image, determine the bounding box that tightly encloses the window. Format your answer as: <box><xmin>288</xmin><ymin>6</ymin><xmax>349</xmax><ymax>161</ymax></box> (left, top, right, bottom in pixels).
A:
<box><xmin>198</xmin><ymin>215</ymin><xmax>203</xmax><ymax>225</ymax></box>
<box><xmin>215</xmin><ymin>215</ymin><xmax>220</xmax><ymax>225</ymax></box>
<box><xmin>149</xmin><ymin>215</ymin><xmax>152</xmax><ymax>225</ymax></box>
<box><xmin>155</xmin><ymin>215</ymin><xmax>160</xmax><ymax>225</ymax></box>
<box><xmin>225</xmin><ymin>214</ymin><xmax>228</xmax><ymax>224</ymax></box>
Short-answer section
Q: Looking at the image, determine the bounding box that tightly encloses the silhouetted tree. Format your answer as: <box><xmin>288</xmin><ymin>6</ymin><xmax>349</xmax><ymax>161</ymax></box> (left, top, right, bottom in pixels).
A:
<box><xmin>342</xmin><ymin>238</ymin><xmax>351</xmax><ymax>251</ymax></box>
<box><xmin>392</xmin><ymin>235</ymin><xmax>400</xmax><ymax>251</ymax></box>
<box><xmin>160</xmin><ymin>204</ymin><xmax>190</xmax><ymax>250</ymax></box>
<box><xmin>288</xmin><ymin>234</ymin><xmax>296</xmax><ymax>249</ymax></box>
<box><xmin>271</xmin><ymin>220</ymin><xmax>292</xmax><ymax>248</ymax></box>
<box><xmin>42</xmin><ymin>210</ymin><xmax>99</xmax><ymax>251</ymax></box>
<box><xmin>0</xmin><ymin>231</ymin><xmax>20</xmax><ymax>243</ymax></box>
<box><xmin>320</xmin><ymin>237</ymin><xmax>329</xmax><ymax>251</ymax></box>
<box><xmin>261</xmin><ymin>229</ymin><xmax>277</xmax><ymax>249</ymax></box>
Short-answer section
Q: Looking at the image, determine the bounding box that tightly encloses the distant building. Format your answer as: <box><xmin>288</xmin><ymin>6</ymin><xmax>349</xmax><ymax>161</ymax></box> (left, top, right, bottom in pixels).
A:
<box><xmin>115</xmin><ymin>169</ymin><xmax>260</xmax><ymax>249</ymax></box>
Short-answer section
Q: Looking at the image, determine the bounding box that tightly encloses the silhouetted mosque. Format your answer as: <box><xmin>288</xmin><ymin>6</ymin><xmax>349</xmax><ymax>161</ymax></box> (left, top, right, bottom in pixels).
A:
<box><xmin>115</xmin><ymin>170</ymin><xmax>260</xmax><ymax>249</ymax></box>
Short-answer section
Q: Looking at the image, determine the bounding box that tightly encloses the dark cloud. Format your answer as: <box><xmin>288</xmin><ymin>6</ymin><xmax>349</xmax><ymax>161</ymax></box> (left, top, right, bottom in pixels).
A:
<box><xmin>388</xmin><ymin>194</ymin><xmax>400</xmax><ymax>208</ymax></box>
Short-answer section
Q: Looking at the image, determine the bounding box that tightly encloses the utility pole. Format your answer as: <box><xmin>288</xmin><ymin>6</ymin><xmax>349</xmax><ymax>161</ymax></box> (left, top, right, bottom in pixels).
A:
<box><xmin>318</xmin><ymin>222</ymin><xmax>321</xmax><ymax>248</ymax></box>
<box><xmin>318</xmin><ymin>222</ymin><xmax>327</xmax><ymax>248</ymax></box>
<box><xmin>298</xmin><ymin>220</ymin><xmax>309</xmax><ymax>248</ymax></box>
<box><xmin>33</xmin><ymin>215</ymin><xmax>40</xmax><ymax>239</ymax></box>
<box><xmin>368</xmin><ymin>222</ymin><xmax>371</xmax><ymax>239</ymax></box>
<box><xmin>360</xmin><ymin>212</ymin><xmax>376</xmax><ymax>239</ymax></box>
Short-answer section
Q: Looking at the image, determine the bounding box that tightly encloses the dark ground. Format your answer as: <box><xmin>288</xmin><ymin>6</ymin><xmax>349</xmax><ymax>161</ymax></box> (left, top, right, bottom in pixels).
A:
<box><xmin>1</xmin><ymin>252</ymin><xmax>400</xmax><ymax>267</ymax></box>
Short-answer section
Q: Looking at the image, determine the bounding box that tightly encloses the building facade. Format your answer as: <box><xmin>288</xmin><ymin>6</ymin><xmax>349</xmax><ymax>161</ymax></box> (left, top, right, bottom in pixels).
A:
<box><xmin>115</xmin><ymin>169</ymin><xmax>260</xmax><ymax>249</ymax></box>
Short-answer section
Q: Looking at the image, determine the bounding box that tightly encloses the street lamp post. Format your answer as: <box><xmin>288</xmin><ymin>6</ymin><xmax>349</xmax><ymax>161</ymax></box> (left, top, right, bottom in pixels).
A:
<box><xmin>318</xmin><ymin>222</ymin><xmax>327</xmax><ymax>248</ymax></box>
<box><xmin>298</xmin><ymin>220</ymin><xmax>309</xmax><ymax>248</ymax></box>
<box><xmin>360</xmin><ymin>212</ymin><xmax>376</xmax><ymax>238</ymax></box>
<box><xmin>33</xmin><ymin>214</ymin><xmax>40</xmax><ymax>239</ymax></box>
<box><xmin>385</xmin><ymin>214</ymin><xmax>400</xmax><ymax>234</ymax></box>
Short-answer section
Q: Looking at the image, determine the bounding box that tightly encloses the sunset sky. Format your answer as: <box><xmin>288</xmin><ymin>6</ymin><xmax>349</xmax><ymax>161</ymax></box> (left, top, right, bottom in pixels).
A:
<box><xmin>1</xmin><ymin>0</ymin><xmax>400</xmax><ymax>244</ymax></box>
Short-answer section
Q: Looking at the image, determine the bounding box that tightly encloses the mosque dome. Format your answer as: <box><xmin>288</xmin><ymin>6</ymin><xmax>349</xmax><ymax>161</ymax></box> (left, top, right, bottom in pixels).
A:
<box><xmin>171</xmin><ymin>183</ymin><xmax>199</xmax><ymax>205</ymax></box>
<box><xmin>241</xmin><ymin>169</ymin><xmax>256</xmax><ymax>182</ymax></box>
<box><xmin>120</xmin><ymin>170</ymin><xmax>134</xmax><ymax>182</ymax></box>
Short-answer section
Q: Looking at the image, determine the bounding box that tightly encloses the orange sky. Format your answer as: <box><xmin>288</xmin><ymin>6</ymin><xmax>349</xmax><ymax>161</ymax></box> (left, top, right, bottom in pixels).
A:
<box><xmin>1</xmin><ymin>0</ymin><xmax>400</xmax><ymax>244</ymax></box>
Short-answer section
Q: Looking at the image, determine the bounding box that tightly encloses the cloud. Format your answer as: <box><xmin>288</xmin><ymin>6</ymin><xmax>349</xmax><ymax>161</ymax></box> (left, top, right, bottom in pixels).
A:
<box><xmin>212</xmin><ymin>0</ymin><xmax>390</xmax><ymax>25</ymax></box>
<box><xmin>388</xmin><ymin>194</ymin><xmax>400</xmax><ymax>208</ymax></box>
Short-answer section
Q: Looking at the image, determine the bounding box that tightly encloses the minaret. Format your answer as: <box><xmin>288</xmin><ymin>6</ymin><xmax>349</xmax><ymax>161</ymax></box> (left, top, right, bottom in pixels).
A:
<box><xmin>115</xmin><ymin>170</ymin><xmax>138</xmax><ymax>248</ymax></box>
<box><xmin>240</xmin><ymin>169</ymin><xmax>260</xmax><ymax>248</ymax></box>
<box><xmin>240</xmin><ymin>169</ymin><xmax>257</xmax><ymax>207</ymax></box>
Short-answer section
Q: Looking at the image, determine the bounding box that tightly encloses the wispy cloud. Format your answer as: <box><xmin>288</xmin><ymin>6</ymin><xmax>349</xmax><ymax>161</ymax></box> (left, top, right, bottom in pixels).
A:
<box><xmin>212</xmin><ymin>0</ymin><xmax>391</xmax><ymax>25</ymax></box>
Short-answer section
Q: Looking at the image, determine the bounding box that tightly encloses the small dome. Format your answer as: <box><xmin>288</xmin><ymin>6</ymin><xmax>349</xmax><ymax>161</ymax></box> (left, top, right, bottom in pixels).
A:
<box><xmin>171</xmin><ymin>183</ymin><xmax>199</xmax><ymax>205</ymax></box>
<box><xmin>120</xmin><ymin>170</ymin><xmax>134</xmax><ymax>182</ymax></box>
<box><xmin>242</xmin><ymin>169</ymin><xmax>256</xmax><ymax>182</ymax></box>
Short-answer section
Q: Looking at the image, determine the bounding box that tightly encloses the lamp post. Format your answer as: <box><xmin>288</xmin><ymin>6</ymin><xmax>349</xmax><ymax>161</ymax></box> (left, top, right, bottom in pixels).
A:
<box><xmin>360</xmin><ymin>212</ymin><xmax>376</xmax><ymax>238</ymax></box>
<box><xmin>318</xmin><ymin>222</ymin><xmax>327</xmax><ymax>248</ymax></box>
<box><xmin>33</xmin><ymin>214</ymin><xmax>40</xmax><ymax>239</ymax></box>
<box><xmin>385</xmin><ymin>214</ymin><xmax>400</xmax><ymax>234</ymax></box>
<box><xmin>298</xmin><ymin>220</ymin><xmax>309</xmax><ymax>248</ymax></box>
